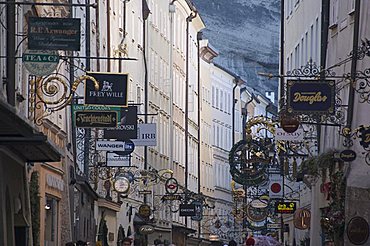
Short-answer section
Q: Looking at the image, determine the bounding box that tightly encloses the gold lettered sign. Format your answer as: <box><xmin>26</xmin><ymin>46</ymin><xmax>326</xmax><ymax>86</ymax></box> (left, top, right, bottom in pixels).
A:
<box><xmin>359</xmin><ymin>125</ymin><xmax>370</xmax><ymax>149</ymax></box>
<box><xmin>275</xmin><ymin>201</ymin><xmax>296</xmax><ymax>214</ymax></box>
<box><xmin>72</xmin><ymin>104</ymin><xmax>121</xmax><ymax>128</ymax></box>
<box><xmin>287</xmin><ymin>79</ymin><xmax>335</xmax><ymax>115</ymax></box>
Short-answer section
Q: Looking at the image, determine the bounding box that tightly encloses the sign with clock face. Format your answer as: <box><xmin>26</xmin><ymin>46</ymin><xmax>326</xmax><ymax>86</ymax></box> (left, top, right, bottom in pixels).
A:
<box><xmin>113</xmin><ymin>176</ymin><xmax>130</xmax><ymax>193</ymax></box>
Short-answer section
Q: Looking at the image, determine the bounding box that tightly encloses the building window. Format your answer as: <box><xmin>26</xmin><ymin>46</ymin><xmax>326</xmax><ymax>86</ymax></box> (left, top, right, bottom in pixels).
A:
<box><xmin>45</xmin><ymin>196</ymin><xmax>59</xmax><ymax>246</ymax></box>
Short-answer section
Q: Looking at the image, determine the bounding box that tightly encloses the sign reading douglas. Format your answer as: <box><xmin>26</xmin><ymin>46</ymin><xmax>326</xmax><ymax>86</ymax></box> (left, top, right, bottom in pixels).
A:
<box><xmin>85</xmin><ymin>72</ymin><xmax>128</xmax><ymax>107</ymax></box>
<box><xmin>28</xmin><ymin>17</ymin><xmax>81</xmax><ymax>51</ymax></box>
<box><xmin>287</xmin><ymin>80</ymin><xmax>335</xmax><ymax>115</ymax></box>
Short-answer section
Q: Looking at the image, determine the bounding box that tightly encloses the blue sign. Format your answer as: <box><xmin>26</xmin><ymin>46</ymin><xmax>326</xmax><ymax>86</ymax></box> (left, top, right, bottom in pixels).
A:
<box><xmin>191</xmin><ymin>201</ymin><xmax>203</xmax><ymax>221</ymax></box>
<box><xmin>114</xmin><ymin>139</ymin><xmax>135</xmax><ymax>156</ymax></box>
<box><xmin>287</xmin><ymin>80</ymin><xmax>335</xmax><ymax>115</ymax></box>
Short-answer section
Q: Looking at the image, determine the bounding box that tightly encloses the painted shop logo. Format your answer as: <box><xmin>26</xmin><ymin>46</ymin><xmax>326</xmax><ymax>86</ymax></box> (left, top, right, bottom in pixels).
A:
<box><xmin>85</xmin><ymin>72</ymin><xmax>128</xmax><ymax>106</ymax></box>
<box><xmin>88</xmin><ymin>81</ymin><xmax>125</xmax><ymax>98</ymax></box>
<box><xmin>287</xmin><ymin>79</ymin><xmax>335</xmax><ymax>115</ymax></box>
<box><xmin>292</xmin><ymin>92</ymin><xmax>327</xmax><ymax>104</ymax></box>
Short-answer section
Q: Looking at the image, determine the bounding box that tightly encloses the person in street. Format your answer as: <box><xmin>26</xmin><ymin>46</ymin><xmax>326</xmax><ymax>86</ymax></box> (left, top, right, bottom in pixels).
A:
<box><xmin>123</xmin><ymin>237</ymin><xmax>132</xmax><ymax>246</ymax></box>
<box><xmin>228</xmin><ymin>240</ymin><xmax>237</xmax><ymax>246</ymax></box>
<box><xmin>246</xmin><ymin>236</ymin><xmax>255</xmax><ymax>246</ymax></box>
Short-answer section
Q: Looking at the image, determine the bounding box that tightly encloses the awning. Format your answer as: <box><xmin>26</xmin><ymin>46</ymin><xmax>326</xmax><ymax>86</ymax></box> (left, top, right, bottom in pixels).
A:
<box><xmin>0</xmin><ymin>99</ymin><xmax>61</xmax><ymax>162</ymax></box>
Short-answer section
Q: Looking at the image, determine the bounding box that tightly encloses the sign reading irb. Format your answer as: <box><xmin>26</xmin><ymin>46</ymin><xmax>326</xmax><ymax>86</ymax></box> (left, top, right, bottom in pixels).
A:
<box><xmin>287</xmin><ymin>80</ymin><xmax>335</xmax><ymax>115</ymax></box>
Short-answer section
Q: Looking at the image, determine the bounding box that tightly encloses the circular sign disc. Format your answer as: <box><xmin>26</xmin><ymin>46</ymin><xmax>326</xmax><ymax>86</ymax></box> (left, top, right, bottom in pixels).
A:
<box><xmin>22</xmin><ymin>50</ymin><xmax>59</xmax><ymax>76</ymax></box>
<box><xmin>347</xmin><ymin>216</ymin><xmax>369</xmax><ymax>245</ymax></box>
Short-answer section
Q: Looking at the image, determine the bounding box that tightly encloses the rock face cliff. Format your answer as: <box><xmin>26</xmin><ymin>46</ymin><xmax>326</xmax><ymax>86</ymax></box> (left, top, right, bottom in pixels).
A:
<box><xmin>193</xmin><ymin>0</ymin><xmax>280</xmax><ymax>94</ymax></box>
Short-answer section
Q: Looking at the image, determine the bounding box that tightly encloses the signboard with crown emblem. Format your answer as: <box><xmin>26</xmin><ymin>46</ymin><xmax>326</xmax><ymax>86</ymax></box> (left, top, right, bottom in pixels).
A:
<box><xmin>85</xmin><ymin>72</ymin><xmax>129</xmax><ymax>107</ymax></box>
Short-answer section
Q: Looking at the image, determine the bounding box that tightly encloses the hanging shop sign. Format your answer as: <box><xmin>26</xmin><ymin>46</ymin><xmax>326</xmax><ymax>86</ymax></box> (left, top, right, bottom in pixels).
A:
<box><xmin>113</xmin><ymin>140</ymin><xmax>135</xmax><ymax>156</ymax></box>
<box><xmin>267</xmin><ymin>223</ymin><xmax>281</xmax><ymax>229</ymax></box>
<box><xmin>339</xmin><ymin>149</ymin><xmax>357</xmax><ymax>162</ymax></box>
<box><xmin>286</xmin><ymin>80</ymin><xmax>335</xmax><ymax>115</ymax></box>
<box><xmin>138</xmin><ymin>204</ymin><xmax>151</xmax><ymax>218</ymax></box>
<box><xmin>72</xmin><ymin>104</ymin><xmax>121</xmax><ymax>128</ymax></box>
<box><xmin>269</xmin><ymin>174</ymin><xmax>283</xmax><ymax>199</ymax></box>
<box><xmin>161</xmin><ymin>194</ymin><xmax>182</xmax><ymax>201</ymax></box>
<box><xmin>359</xmin><ymin>126</ymin><xmax>370</xmax><ymax>149</ymax></box>
<box><xmin>165</xmin><ymin>177</ymin><xmax>179</xmax><ymax>194</ymax></box>
<box><xmin>139</xmin><ymin>225</ymin><xmax>155</xmax><ymax>235</ymax></box>
<box><xmin>246</xmin><ymin>204</ymin><xmax>268</xmax><ymax>222</ymax></box>
<box><xmin>250</xmin><ymin>199</ymin><xmax>268</xmax><ymax>209</ymax></box>
<box><xmin>132</xmin><ymin>124</ymin><xmax>157</xmax><ymax>146</ymax></box>
<box><xmin>106</xmin><ymin>152</ymin><xmax>131</xmax><ymax>167</ymax></box>
<box><xmin>280</xmin><ymin>117</ymin><xmax>300</xmax><ymax>133</ymax></box>
<box><xmin>85</xmin><ymin>72</ymin><xmax>128</xmax><ymax>107</ymax></box>
<box><xmin>96</xmin><ymin>140</ymin><xmax>126</xmax><ymax>152</ymax></box>
<box><xmin>275</xmin><ymin>202</ymin><xmax>296</xmax><ymax>214</ymax></box>
<box><xmin>275</xmin><ymin>128</ymin><xmax>304</xmax><ymax>141</ymax></box>
<box><xmin>22</xmin><ymin>50</ymin><xmax>59</xmax><ymax>76</ymax></box>
<box><xmin>294</xmin><ymin>208</ymin><xmax>311</xmax><ymax>230</ymax></box>
<box><xmin>138</xmin><ymin>190</ymin><xmax>152</xmax><ymax>195</ymax></box>
<box><xmin>191</xmin><ymin>201</ymin><xmax>203</xmax><ymax>221</ymax></box>
<box><xmin>104</xmin><ymin>106</ymin><xmax>138</xmax><ymax>140</ymax></box>
<box><xmin>28</xmin><ymin>17</ymin><xmax>81</xmax><ymax>51</ymax></box>
<box><xmin>347</xmin><ymin>216</ymin><xmax>369</xmax><ymax>245</ymax></box>
<box><xmin>179</xmin><ymin>204</ymin><xmax>196</xmax><ymax>217</ymax></box>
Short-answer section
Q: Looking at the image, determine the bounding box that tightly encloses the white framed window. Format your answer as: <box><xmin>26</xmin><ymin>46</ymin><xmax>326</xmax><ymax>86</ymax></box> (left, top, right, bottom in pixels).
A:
<box><xmin>330</xmin><ymin>0</ymin><xmax>339</xmax><ymax>27</ymax></box>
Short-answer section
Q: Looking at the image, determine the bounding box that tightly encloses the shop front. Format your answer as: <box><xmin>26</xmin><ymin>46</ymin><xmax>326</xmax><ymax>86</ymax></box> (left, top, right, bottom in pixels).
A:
<box><xmin>0</xmin><ymin>100</ymin><xmax>61</xmax><ymax>246</ymax></box>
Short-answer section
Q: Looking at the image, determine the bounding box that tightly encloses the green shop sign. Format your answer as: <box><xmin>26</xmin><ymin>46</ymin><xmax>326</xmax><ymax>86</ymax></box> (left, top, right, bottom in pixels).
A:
<box><xmin>72</xmin><ymin>104</ymin><xmax>121</xmax><ymax>128</ymax></box>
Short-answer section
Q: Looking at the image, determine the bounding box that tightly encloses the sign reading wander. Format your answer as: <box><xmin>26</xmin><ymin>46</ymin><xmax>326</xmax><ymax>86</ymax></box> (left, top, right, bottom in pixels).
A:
<box><xmin>85</xmin><ymin>72</ymin><xmax>128</xmax><ymax>107</ymax></box>
<box><xmin>28</xmin><ymin>17</ymin><xmax>81</xmax><ymax>51</ymax></box>
<box><xmin>287</xmin><ymin>80</ymin><xmax>335</xmax><ymax>115</ymax></box>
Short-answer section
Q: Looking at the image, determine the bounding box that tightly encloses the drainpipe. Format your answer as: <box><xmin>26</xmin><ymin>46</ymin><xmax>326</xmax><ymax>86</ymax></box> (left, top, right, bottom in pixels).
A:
<box><xmin>347</xmin><ymin>0</ymin><xmax>360</xmax><ymax>131</ymax></box>
<box><xmin>231</xmin><ymin>77</ymin><xmax>240</xmax><ymax>145</ymax></box>
<box><xmin>6</xmin><ymin>0</ymin><xmax>15</xmax><ymax>106</ymax></box>
<box><xmin>185</xmin><ymin>10</ymin><xmax>197</xmax><ymax>230</ymax></box>
<box><xmin>143</xmin><ymin>0</ymin><xmax>149</xmax><ymax>205</ymax></box>
<box><xmin>169</xmin><ymin>1</ymin><xmax>176</xmax><ymax>242</ymax></box>
<box><xmin>279</xmin><ymin>0</ymin><xmax>284</xmax><ymax>108</ymax></box>
<box><xmin>197</xmin><ymin>31</ymin><xmax>202</xmax><ymax>239</ymax></box>
<box><xmin>107</xmin><ymin>0</ymin><xmax>111</xmax><ymax>71</ymax></box>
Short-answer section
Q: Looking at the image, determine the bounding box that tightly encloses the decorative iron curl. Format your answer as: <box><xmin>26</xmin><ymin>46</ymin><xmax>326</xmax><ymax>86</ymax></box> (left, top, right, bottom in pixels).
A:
<box><xmin>33</xmin><ymin>74</ymin><xmax>99</xmax><ymax>125</ymax></box>
<box><xmin>286</xmin><ymin>59</ymin><xmax>336</xmax><ymax>77</ymax></box>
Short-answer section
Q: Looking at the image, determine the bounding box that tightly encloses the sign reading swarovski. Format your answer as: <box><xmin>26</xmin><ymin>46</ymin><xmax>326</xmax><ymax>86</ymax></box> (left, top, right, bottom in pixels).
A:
<box><xmin>85</xmin><ymin>72</ymin><xmax>128</xmax><ymax>107</ymax></box>
<box><xmin>104</xmin><ymin>106</ymin><xmax>138</xmax><ymax>140</ymax></box>
<box><xmin>287</xmin><ymin>79</ymin><xmax>335</xmax><ymax>115</ymax></box>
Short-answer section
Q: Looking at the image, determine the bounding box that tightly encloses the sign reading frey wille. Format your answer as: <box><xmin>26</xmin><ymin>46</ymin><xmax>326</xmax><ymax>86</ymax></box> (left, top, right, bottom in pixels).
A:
<box><xmin>85</xmin><ymin>72</ymin><xmax>128</xmax><ymax>107</ymax></box>
<box><xmin>28</xmin><ymin>17</ymin><xmax>81</xmax><ymax>51</ymax></box>
<box><xmin>287</xmin><ymin>80</ymin><xmax>335</xmax><ymax>115</ymax></box>
<box><xmin>72</xmin><ymin>104</ymin><xmax>121</xmax><ymax>128</ymax></box>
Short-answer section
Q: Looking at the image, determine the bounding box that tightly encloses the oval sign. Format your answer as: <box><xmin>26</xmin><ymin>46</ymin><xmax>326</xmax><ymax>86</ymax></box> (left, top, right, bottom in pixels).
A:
<box><xmin>340</xmin><ymin>149</ymin><xmax>357</xmax><ymax>162</ymax></box>
<box><xmin>347</xmin><ymin>216</ymin><xmax>369</xmax><ymax>245</ymax></box>
<box><xmin>139</xmin><ymin>225</ymin><xmax>155</xmax><ymax>235</ymax></box>
<box><xmin>114</xmin><ymin>139</ymin><xmax>135</xmax><ymax>156</ymax></box>
<box><xmin>294</xmin><ymin>208</ymin><xmax>311</xmax><ymax>230</ymax></box>
<box><xmin>22</xmin><ymin>50</ymin><xmax>59</xmax><ymax>76</ymax></box>
<box><xmin>281</xmin><ymin>117</ymin><xmax>300</xmax><ymax>133</ymax></box>
<box><xmin>250</xmin><ymin>199</ymin><xmax>268</xmax><ymax>208</ymax></box>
